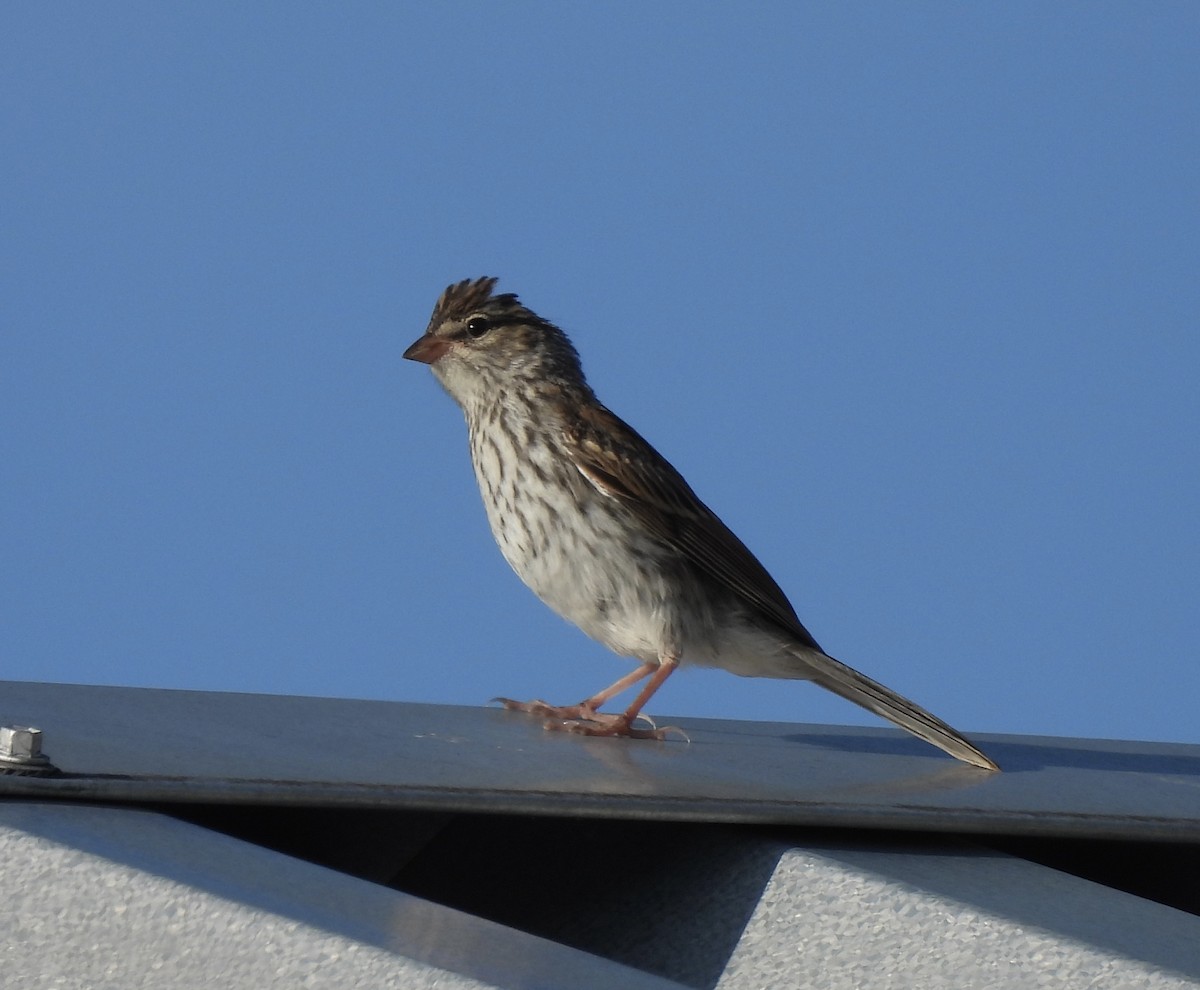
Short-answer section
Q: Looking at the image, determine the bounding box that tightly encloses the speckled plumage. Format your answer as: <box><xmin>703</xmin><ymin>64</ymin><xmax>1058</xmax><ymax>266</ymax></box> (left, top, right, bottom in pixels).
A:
<box><xmin>404</xmin><ymin>277</ymin><xmax>998</xmax><ymax>770</ymax></box>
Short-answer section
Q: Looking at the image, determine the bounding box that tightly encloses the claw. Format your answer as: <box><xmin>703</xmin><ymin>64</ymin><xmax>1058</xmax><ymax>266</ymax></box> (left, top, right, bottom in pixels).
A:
<box><xmin>492</xmin><ymin>663</ymin><xmax>684</xmax><ymax>742</ymax></box>
<box><xmin>547</xmin><ymin>717</ymin><xmax>683</xmax><ymax>741</ymax></box>
<box><xmin>553</xmin><ymin>718</ymin><xmax>649</xmax><ymax>739</ymax></box>
<box><xmin>495</xmin><ymin>697</ymin><xmax>588</xmax><ymax>719</ymax></box>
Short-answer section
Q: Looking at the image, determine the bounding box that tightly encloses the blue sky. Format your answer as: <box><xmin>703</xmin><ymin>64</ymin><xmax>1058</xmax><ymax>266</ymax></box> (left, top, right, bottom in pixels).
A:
<box><xmin>3</xmin><ymin>3</ymin><xmax>1196</xmax><ymax>747</ymax></box>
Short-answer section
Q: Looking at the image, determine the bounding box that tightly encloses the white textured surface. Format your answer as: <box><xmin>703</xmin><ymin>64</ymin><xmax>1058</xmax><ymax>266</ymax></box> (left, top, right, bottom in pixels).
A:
<box><xmin>720</xmin><ymin>843</ymin><xmax>1200</xmax><ymax>989</ymax></box>
<box><xmin>0</xmin><ymin>803</ymin><xmax>678</xmax><ymax>990</ymax></box>
<box><xmin>5</xmin><ymin>800</ymin><xmax>1199</xmax><ymax>989</ymax></box>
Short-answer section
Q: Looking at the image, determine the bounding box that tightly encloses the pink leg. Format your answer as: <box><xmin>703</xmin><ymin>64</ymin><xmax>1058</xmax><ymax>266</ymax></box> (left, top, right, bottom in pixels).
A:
<box><xmin>496</xmin><ymin>657</ymin><xmax>682</xmax><ymax>740</ymax></box>
<box><xmin>495</xmin><ymin>663</ymin><xmax>655</xmax><ymax>721</ymax></box>
<box><xmin>581</xmin><ymin>662</ymin><xmax>659</xmax><ymax>710</ymax></box>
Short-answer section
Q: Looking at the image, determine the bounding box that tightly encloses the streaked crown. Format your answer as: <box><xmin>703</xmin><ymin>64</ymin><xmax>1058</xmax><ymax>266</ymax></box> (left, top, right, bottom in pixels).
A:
<box><xmin>427</xmin><ymin>277</ymin><xmax>539</xmax><ymax>334</ymax></box>
<box><xmin>423</xmin><ymin>277</ymin><xmax>587</xmax><ymax>391</ymax></box>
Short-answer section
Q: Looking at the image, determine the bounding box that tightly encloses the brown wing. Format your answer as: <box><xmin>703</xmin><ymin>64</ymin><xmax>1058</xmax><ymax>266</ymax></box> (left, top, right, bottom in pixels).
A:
<box><xmin>563</xmin><ymin>402</ymin><xmax>824</xmax><ymax>653</ymax></box>
<box><xmin>564</xmin><ymin>404</ymin><xmax>1000</xmax><ymax>770</ymax></box>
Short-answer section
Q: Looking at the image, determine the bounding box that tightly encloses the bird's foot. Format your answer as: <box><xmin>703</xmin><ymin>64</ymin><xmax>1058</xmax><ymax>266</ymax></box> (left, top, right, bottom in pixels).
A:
<box><xmin>493</xmin><ymin>697</ymin><xmax>685</xmax><ymax>741</ymax></box>
<box><xmin>557</xmin><ymin>716</ymin><xmax>686</xmax><ymax>741</ymax></box>
<box><xmin>492</xmin><ymin>697</ymin><xmax>596</xmax><ymax>720</ymax></box>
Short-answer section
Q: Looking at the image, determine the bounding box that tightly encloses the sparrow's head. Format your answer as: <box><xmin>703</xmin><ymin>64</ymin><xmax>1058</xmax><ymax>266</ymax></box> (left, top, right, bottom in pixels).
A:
<box><xmin>404</xmin><ymin>277</ymin><xmax>586</xmax><ymax>408</ymax></box>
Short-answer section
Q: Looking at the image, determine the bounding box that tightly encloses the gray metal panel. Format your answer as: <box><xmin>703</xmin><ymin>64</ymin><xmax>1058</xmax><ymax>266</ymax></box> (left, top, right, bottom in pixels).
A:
<box><xmin>3</xmin><ymin>680</ymin><xmax>1198</xmax><ymax>841</ymax></box>
<box><xmin>0</xmin><ymin>802</ymin><xmax>683</xmax><ymax>990</ymax></box>
<box><xmin>8</xmin><ymin>803</ymin><xmax>1199</xmax><ymax>989</ymax></box>
<box><xmin>720</xmin><ymin>840</ymin><xmax>1200</xmax><ymax>988</ymax></box>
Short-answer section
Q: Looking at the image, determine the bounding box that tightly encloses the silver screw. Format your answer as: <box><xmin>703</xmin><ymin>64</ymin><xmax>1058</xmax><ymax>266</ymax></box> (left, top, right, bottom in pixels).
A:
<box><xmin>0</xmin><ymin>725</ymin><xmax>51</xmax><ymax>767</ymax></box>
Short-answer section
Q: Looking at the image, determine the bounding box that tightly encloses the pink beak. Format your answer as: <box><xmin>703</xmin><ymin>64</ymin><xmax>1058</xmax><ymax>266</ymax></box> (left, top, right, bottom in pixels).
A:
<box><xmin>403</xmin><ymin>335</ymin><xmax>451</xmax><ymax>365</ymax></box>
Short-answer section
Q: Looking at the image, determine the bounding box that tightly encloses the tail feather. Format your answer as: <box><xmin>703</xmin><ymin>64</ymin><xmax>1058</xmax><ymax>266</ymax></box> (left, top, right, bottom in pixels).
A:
<box><xmin>799</xmin><ymin>648</ymin><xmax>999</xmax><ymax>771</ymax></box>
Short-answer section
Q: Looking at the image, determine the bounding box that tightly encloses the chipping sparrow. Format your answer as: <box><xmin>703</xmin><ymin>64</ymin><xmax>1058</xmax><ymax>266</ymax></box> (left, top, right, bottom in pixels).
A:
<box><xmin>404</xmin><ymin>277</ymin><xmax>998</xmax><ymax>770</ymax></box>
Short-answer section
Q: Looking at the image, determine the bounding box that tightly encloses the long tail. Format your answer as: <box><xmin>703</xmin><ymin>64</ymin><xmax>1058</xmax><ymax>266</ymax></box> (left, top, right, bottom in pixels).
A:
<box><xmin>797</xmin><ymin>647</ymin><xmax>999</xmax><ymax>770</ymax></box>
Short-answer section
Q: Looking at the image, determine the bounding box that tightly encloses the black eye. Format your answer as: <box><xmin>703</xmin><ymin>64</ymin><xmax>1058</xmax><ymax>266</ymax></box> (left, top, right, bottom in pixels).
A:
<box><xmin>465</xmin><ymin>316</ymin><xmax>492</xmax><ymax>339</ymax></box>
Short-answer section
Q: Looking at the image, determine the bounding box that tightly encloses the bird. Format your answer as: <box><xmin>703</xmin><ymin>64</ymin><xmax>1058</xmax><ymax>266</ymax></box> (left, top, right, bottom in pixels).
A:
<box><xmin>403</xmin><ymin>277</ymin><xmax>999</xmax><ymax>771</ymax></box>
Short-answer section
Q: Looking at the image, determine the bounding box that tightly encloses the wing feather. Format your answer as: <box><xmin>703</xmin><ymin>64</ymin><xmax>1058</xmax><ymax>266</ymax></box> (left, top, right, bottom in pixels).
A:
<box><xmin>563</xmin><ymin>403</ymin><xmax>823</xmax><ymax>652</ymax></box>
<box><xmin>562</xmin><ymin>403</ymin><xmax>999</xmax><ymax>770</ymax></box>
